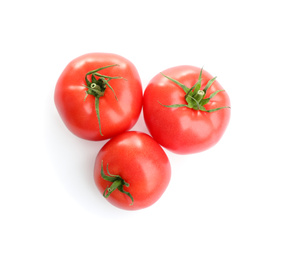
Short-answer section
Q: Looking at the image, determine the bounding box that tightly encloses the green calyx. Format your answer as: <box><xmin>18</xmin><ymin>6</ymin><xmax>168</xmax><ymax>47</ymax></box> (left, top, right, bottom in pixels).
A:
<box><xmin>160</xmin><ymin>68</ymin><xmax>230</xmax><ymax>112</ymax></box>
<box><xmin>84</xmin><ymin>64</ymin><xmax>125</xmax><ymax>136</ymax></box>
<box><xmin>100</xmin><ymin>161</ymin><xmax>134</xmax><ymax>206</ymax></box>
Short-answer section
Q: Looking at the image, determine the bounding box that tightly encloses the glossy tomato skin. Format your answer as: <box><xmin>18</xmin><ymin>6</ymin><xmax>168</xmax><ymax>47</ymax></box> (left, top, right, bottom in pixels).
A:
<box><xmin>94</xmin><ymin>131</ymin><xmax>171</xmax><ymax>210</ymax></box>
<box><xmin>54</xmin><ymin>53</ymin><xmax>143</xmax><ymax>141</ymax></box>
<box><xmin>143</xmin><ymin>65</ymin><xmax>231</xmax><ymax>154</ymax></box>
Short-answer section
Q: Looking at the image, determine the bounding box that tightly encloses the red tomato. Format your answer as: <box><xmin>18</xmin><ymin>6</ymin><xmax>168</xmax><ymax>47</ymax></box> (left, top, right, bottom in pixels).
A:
<box><xmin>94</xmin><ymin>131</ymin><xmax>171</xmax><ymax>210</ymax></box>
<box><xmin>54</xmin><ymin>53</ymin><xmax>143</xmax><ymax>141</ymax></box>
<box><xmin>143</xmin><ymin>65</ymin><xmax>231</xmax><ymax>154</ymax></box>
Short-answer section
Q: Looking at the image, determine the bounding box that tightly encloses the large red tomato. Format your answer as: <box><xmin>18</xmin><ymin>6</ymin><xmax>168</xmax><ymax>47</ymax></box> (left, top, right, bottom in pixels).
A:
<box><xmin>143</xmin><ymin>65</ymin><xmax>231</xmax><ymax>154</ymax></box>
<box><xmin>54</xmin><ymin>53</ymin><xmax>143</xmax><ymax>141</ymax></box>
<box><xmin>94</xmin><ymin>131</ymin><xmax>171</xmax><ymax>210</ymax></box>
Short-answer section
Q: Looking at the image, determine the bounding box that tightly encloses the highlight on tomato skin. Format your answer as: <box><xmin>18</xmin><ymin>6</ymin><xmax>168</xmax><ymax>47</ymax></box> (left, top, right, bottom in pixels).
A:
<box><xmin>143</xmin><ymin>65</ymin><xmax>231</xmax><ymax>155</ymax></box>
<box><xmin>54</xmin><ymin>53</ymin><xmax>143</xmax><ymax>141</ymax></box>
<box><xmin>93</xmin><ymin>131</ymin><xmax>171</xmax><ymax>211</ymax></box>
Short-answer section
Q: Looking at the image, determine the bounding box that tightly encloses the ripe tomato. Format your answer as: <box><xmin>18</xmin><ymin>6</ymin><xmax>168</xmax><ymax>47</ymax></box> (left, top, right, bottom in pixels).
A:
<box><xmin>54</xmin><ymin>53</ymin><xmax>143</xmax><ymax>141</ymax></box>
<box><xmin>94</xmin><ymin>131</ymin><xmax>171</xmax><ymax>210</ymax></box>
<box><xmin>143</xmin><ymin>65</ymin><xmax>231</xmax><ymax>154</ymax></box>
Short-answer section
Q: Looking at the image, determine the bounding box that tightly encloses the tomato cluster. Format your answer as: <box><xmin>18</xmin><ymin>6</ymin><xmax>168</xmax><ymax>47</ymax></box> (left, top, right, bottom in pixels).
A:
<box><xmin>55</xmin><ymin>53</ymin><xmax>231</xmax><ymax>210</ymax></box>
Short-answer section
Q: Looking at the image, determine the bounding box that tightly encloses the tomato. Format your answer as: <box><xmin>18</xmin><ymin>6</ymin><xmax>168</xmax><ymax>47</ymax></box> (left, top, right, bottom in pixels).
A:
<box><xmin>143</xmin><ymin>65</ymin><xmax>231</xmax><ymax>154</ymax></box>
<box><xmin>94</xmin><ymin>131</ymin><xmax>171</xmax><ymax>210</ymax></box>
<box><xmin>54</xmin><ymin>53</ymin><xmax>143</xmax><ymax>141</ymax></box>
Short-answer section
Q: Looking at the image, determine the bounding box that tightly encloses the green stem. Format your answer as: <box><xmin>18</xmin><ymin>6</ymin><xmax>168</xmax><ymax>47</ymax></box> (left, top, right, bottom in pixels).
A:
<box><xmin>193</xmin><ymin>90</ymin><xmax>205</xmax><ymax>103</ymax></box>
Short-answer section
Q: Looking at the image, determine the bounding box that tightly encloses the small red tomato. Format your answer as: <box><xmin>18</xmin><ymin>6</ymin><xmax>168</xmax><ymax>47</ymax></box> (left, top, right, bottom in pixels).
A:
<box><xmin>54</xmin><ymin>53</ymin><xmax>143</xmax><ymax>141</ymax></box>
<box><xmin>94</xmin><ymin>131</ymin><xmax>171</xmax><ymax>210</ymax></box>
<box><xmin>143</xmin><ymin>66</ymin><xmax>231</xmax><ymax>154</ymax></box>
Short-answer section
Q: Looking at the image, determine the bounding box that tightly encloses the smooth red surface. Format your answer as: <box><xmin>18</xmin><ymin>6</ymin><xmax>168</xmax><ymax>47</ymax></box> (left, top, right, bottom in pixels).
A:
<box><xmin>143</xmin><ymin>65</ymin><xmax>231</xmax><ymax>154</ymax></box>
<box><xmin>94</xmin><ymin>131</ymin><xmax>171</xmax><ymax>210</ymax></box>
<box><xmin>54</xmin><ymin>53</ymin><xmax>143</xmax><ymax>141</ymax></box>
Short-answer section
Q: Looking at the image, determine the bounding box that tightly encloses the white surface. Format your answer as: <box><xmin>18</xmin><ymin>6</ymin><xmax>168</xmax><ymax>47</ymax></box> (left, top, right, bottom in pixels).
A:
<box><xmin>1</xmin><ymin>1</ymin><xmax>284</xmax><ymax>259</ymax></box>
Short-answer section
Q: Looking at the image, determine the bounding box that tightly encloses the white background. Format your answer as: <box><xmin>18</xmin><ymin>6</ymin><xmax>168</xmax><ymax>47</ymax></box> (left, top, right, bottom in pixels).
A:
<box><xmin>1</xmin><ymin>0</ymin><xmax>283</xmax><ymax>259</ymax></box>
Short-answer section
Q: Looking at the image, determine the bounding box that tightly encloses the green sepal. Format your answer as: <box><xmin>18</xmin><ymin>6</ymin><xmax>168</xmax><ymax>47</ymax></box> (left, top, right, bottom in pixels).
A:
<box><xmin>191</xmin><ymin>68</ymin><xmax>203</xmax><ymax>97</ymax></box>
<box><xmin>203</xmin><ymin>76</ymin><xmax>217</xmax><ymax>94</ymax></box>
<box><xmin>185</xmin><ymin>88</ymin><xmax>203</xmax><ymax>109</ymax></box>
<box><xmin>205</xmin><ymin>106</ymin><xmax>231</xmax><ymax>112</ymax></box>
<box><xmin>94</xmin><ymin>73</ymin><xmax>123</xmax><ymax>80</ymax></box>
<box><xmin>158</xmin><ymin>101</ymin><xmax>188</xmax><ymax>108</ymax></box>
<box><xmin>100</xmin><ymin>161</ymin><xmax>134</xmax><ymax>206</ymax></box>
<box><xmin>160</xmin><ymin>68</ymin><xmax>230</xmax><ymax>113</ymax></box>
<box><xmin>200</xmin><ymin>89</ymin><xmax>224</xmax><ymax>106</ymax></box>
<box><xmin>185</xmin><ymin>79</ymin><xmax>202</xmax><ymax>98</ymax></box>
<box><xmin>160</xmin><ymin>74</ymin><xmax>203</xmax><ymax>110</ymax></box>
<box><xmin>95</xmin><ymin>97</ymin><xmax>103</xmax><ymax>136</ymax></box>
<box><xmin>185</xmin><ymin>79</ymin><xmax>202</xmax><ymax>103</ymax></box>
<box><xmin>84</xmin><ymin>64</ymin><xmax>125</xmax><ymax>136</ymax></box>
<box><xmin>160</xmin><ymin>73</ymin><xmax>189</xmax><ymax>93</ymax></box>
<box><xmin>85</xmin><ymin>64</ymin><xmax>119</xmax><ymax>80</ymax></box>
<box><xmin>117</xmin><ymin>186</ymin><xmax>134</xmax><ymax>206</ymax></box>
<box><xmin>103</xmin><ymin>179</ymin><xmax>123</xmax><ymax>198</ymax></box>
<box><xmin>102</xmin><ymin>78</ymin><xmax>118</xmax><ymax>101</ymax></box>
